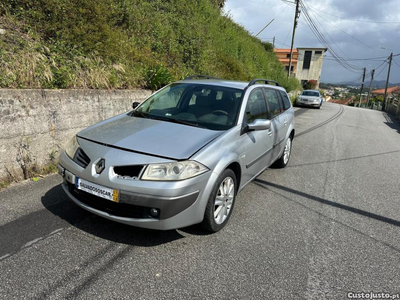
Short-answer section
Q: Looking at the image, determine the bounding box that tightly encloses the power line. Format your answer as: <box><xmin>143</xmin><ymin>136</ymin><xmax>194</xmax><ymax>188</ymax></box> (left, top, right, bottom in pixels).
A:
<box><xmin>304</xmin><ymin>4</ymin><xmax>400</xmax><ymax>24</ymax></box>
<box><xmin>307</xmin><ymin>5</ymin><xmax>380</xmax><ymax>53</ymax></box>
<box><xmin>283</xmin><ymin>22</ymin><xmax>293</xmax><ymax>48</ymax></box>
<box><xmin>374</xmin><ymin>59</ymin><xmax>389</xmax><ymax>72</ymax></box>
<box><xmin>323</xmin><ymin>56</ymin><xmax>389</xmax><ymax>61</ymax></box>
<box><xmin>306</xmin><ymin>5</ymin><xmax>360</xmax><ymax>67</ymax></box>
<box><xmin>256</xmin><ymin>5</ymin><xmax>289</xmax><ymax>37</ymax></box>
<box><xmin>299</xmin><ymin>0</ymin><xmax>361</xmax><ymax>71</ymax></box>
<box><xmin>334</xmin><ymin>74</ymin><xmax>363</xmax><ymax>85</ymax></box>
<box><xmin>299</xmin><ymin>0</ymin><xmax>363</xmax><ymax>72</ymax></box>
<box><xmin>392</xmin><ymin>59</ymin><xmax>400</xmax><ymax>69</ymax></box>
<box><xmin>260</xmin><ymin>38</ymin><xmax>291</xmax><ymax>48</ymax></box>
<box><xmin>375</xmin><ymin>64</ymin><xmax>388</xmax><ymax>78</ymax></box>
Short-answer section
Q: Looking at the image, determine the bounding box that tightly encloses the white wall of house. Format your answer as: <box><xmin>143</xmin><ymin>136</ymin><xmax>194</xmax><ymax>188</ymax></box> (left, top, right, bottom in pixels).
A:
<box><xmin>295</xmin><ymin>48</ymin><xmax>326</xmax><ymax>88</ymax></box>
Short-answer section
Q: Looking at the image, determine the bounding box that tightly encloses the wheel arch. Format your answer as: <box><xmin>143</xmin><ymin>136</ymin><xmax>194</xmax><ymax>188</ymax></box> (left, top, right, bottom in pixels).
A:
<box><xmin>226</xmin><ymin>162</ymin><xmax>241</xmax><ymax>192</ymax></box>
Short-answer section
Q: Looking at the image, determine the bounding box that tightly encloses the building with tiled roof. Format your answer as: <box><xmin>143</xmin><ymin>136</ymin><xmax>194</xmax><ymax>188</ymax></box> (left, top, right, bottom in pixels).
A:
<box><xmin>329</xmin><ymin>97</ymin><xmax>353</xmax><ymax>105</ymax></box>
<box><xmin>273</xmin><ymin>49</ymin><xmax>298</xmax><ymax>76</ymax></box>
<box><xmin>371</xmin><ymin>86</ymin><xmax>400</xmax><ymax>95</ymax></box>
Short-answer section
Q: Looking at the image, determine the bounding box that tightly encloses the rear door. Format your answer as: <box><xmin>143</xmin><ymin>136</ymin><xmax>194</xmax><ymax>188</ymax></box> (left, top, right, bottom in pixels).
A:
<box><xmin>278</xmin><ymin>90</ymin><xmax>294</xmax><ymax>133</ymax></box>
<box><xmin>263</xmin><ymin>88</ymin><xmax>288</xmax><ymax>161</ymax></box>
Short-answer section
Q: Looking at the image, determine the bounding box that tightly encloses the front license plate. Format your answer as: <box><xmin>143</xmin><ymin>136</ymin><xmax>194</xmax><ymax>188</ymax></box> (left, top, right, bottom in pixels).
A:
<box><xmin>76</xmin><ymin>177</ymin><xmax>119</xmax><ymax>202</ymax></box>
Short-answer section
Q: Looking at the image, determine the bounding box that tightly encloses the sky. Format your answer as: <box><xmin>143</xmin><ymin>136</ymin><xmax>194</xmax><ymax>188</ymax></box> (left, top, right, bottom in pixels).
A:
<box><xmin>224</xmin><ymin>0</ymin><xmax>400</xmax><ymax>84</ymax></box>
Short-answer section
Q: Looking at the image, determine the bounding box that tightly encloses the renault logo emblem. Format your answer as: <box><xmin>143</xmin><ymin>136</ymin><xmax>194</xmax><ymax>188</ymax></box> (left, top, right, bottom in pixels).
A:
<box><xmin>95</xmin><ymin>159</ymin><xmax>105</xmax><ymax>174</ymax></box>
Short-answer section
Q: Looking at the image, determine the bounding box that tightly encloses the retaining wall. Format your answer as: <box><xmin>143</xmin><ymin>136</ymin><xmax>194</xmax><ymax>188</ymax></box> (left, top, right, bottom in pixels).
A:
<box><xmin>0</xmin><ymin>89</ymin><xmax>151</xmax><ymax>182</ymax></box>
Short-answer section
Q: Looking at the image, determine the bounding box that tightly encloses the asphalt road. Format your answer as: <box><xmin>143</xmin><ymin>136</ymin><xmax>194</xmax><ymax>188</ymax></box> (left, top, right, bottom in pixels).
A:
<box><xmin>1</xmin><ymin>102</ymin><xmax>400</xmax><ymax>299</ymax></box>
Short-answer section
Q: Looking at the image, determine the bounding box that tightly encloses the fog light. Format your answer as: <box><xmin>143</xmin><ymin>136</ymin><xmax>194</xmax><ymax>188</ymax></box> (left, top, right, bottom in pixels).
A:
<box><xmin>150</xmin><ymin>208</ymin><xmax>159</xmax><ymax>218</ymax></box>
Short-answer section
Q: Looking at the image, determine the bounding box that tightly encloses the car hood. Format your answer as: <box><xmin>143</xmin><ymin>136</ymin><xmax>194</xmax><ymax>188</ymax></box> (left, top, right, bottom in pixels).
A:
<box><xmin>77</xmin><ymin>114</ymin><xmax>223</xmax><ymax>160</ymax></box>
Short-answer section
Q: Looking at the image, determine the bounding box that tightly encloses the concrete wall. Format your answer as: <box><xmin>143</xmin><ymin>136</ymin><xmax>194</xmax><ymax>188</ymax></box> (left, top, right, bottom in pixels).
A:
<box><xmin>0</xmin><ymin>89</ymin><xmax>151</xmax><ymax>182</ymax></box>
<box><xmin>295</xmin><ymin>48</ymin><xmax>326</xmax><ymax>87</ymax></box>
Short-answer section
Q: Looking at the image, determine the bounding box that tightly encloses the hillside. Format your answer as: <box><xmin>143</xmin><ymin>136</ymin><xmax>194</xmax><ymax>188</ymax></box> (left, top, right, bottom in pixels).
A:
<box><xmin>0</xmin><ymin>0</ymin><xmax>300</xmax><ymax>91</ymax></box>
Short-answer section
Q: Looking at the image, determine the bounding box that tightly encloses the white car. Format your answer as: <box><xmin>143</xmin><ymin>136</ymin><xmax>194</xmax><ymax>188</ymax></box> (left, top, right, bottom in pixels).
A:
<box><xmin>296</xmin><ymin>90</ymin><xmax>323</xmax><ymax>109</ymax></box>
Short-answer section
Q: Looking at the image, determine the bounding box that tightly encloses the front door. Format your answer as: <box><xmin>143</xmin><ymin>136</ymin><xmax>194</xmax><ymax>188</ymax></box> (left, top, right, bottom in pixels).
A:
<box><xmin>241</xmin><ymin>88</ymin><xmax>274</xmax><ymax>184</ymax></box>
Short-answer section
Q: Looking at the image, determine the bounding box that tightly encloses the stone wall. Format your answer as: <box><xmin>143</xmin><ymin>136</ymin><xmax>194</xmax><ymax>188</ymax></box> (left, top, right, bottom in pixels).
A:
<box><xmin>0</xmin><ymin>89</ymin><xmax>151</xmax><ymax>182</ymax></box>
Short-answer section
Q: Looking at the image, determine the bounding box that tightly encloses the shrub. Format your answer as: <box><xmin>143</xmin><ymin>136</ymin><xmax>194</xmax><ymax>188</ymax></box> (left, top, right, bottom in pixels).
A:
<box><xmin>143</xmin><ymin>64</ymin><xmax>173</xmax><ymax>91</ymax></box>
<box><xmin>304</xmin><ymin>80</ymin><xmax>318</xmax><ymax>90</ymax></box>
<box><xmin>0</xmin><ymin>0</ymin><xmax>301</xmax><ymax>91</ymax></box>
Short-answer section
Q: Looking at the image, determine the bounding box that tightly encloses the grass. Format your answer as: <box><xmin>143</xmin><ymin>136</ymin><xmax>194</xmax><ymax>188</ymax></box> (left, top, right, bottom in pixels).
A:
<box><xmin>0</xmin><ymin>0</ymin><xmax>300</xmax><ymax>91</ymax></box>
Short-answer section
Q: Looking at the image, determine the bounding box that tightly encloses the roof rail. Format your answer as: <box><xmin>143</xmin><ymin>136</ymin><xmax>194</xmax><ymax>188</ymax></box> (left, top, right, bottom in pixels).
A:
<box><xmin>247</xmin><ymin>79</ymin><xmax>281</xmax><ymax>87</ymax></box>
<box><xmin>184</xmin><ymin>75</ymin><xmax>221</xmax><ymax>80</ymax></box>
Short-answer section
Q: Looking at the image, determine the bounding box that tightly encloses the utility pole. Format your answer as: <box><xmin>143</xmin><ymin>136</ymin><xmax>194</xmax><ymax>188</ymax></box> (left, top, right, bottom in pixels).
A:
<box><xmin>272</xmin><ymin>36</ymin><xmax>275</xmax><ymax>48</ymax></box>
<box><xmin>382</xmin><ymin>52</ymin><xmax>393</xmax><ymax>111</ymax></box>
<box><xmin>366</xmin><ymin>69</ymin><xmax>375</xmax><ymax>108</ymax></box>
<box><xmin>358</xmin><ymin>67</ymin><xmax>366</xmax><ymax>107</ymax></box>
<box><xmin>288</xmin><ymin>0</ymin><xmax>300</xmax><ymax>78</ymax></box>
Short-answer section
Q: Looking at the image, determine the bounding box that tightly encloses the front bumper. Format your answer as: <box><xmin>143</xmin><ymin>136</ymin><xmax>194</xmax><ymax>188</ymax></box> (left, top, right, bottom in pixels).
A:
<box><xmin>58</xmin><ymin>140</ymin><xmax>217</xmax><ymax>230</ymax></box>
<box><xmin>297</xmin><ymin>100</ymin><xmax>320</xmax><ymax>107</ymax></box>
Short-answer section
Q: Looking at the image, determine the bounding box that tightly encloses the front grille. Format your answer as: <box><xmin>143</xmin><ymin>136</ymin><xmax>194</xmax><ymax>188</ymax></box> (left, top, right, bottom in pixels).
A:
<box><xmin>73</xmin><ymin>148</ymin><xmax>91</xmax><ymax>168</ymax></box>
<box><xmin>68</xmin><ymin>183</ymin><xmax>155</xmax><ymax>219</ymax></box>
<box><xmin>113</xmin><ymin>165</ymin><xmax>144</xmax><ymax>179</ymax></box>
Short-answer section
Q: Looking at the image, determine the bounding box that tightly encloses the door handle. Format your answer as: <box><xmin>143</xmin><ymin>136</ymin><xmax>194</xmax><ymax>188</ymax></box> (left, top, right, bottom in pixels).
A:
<box><xmin>284</xmin><ymin>121</ymin><xmax>288</xmax><ymax>126</ymax></box>
<box><xmin>267</xmin><ymin>130</ymin><xmax>273</xmax><ymax>136</ymax></box>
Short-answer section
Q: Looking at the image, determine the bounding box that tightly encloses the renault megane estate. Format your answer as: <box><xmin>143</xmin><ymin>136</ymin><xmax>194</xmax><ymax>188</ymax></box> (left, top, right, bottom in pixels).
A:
<box><xmin>58</xmin><ymin>76</ymin><xmax>295</xmax><ymax>232</ymax></box>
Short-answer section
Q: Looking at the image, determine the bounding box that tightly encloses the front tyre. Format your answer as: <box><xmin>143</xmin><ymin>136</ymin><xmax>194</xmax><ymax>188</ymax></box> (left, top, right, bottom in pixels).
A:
<box><xmin>202</xmin><ymin>169</ymin><xmax>237</xmax><ymax>232</ymax></box>
<box><xmin>273</xmin><ymin>136</ymin><xmax>292</xmax><ymax>168</ymax></box>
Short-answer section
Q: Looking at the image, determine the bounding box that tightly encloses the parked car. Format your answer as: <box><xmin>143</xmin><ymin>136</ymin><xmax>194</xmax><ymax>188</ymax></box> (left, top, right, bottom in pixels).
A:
<box><xmin>58</xmin><ymin>76</ymin><xmax>295</xmax><ymax>232</ymax></box>
<box><xmin>296</xmin><ymin>90</ymin><xmax>323</xmax><ymax>108</ymax></box>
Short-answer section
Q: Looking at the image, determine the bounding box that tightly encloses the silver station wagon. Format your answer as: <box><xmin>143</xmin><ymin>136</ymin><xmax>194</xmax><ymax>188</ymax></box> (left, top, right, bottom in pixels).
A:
<box><xmin>58</xmin><ymin>76</ymin><xmax>295</xmax><ymax>232</ymax></box>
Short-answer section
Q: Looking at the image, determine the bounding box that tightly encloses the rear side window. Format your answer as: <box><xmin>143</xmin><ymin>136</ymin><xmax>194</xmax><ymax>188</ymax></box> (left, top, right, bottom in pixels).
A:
<box><xmin>264</xmin><ymin>89</ymin><xmax>283</xmax><ymax>119</ymax></box>
<box><xmin>245</xmin><ymin>89</ymin><xmax>268</xmax><ymax>123</ymax></box>
<box><xmin>279</xmin><ymin>91</ymin><xmax>291</xmax><ymax>110</ymax></box>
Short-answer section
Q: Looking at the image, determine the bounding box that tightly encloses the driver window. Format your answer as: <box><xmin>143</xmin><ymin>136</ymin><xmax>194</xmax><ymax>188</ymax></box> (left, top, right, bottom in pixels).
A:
<box><xmin>245</xmin><ymin>89</ymin><xmax>268</xmax><ymax>123</ymax></box>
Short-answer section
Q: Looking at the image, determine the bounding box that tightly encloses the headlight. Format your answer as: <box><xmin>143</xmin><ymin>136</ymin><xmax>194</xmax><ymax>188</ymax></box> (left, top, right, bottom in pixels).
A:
<box><xmin>141</xmin><ymin>161</ymin><xmax>209</xmax><ymax>181</ymax></box>
<box><xmin>65</xmin><ymin>135</ymin><xmax>79</xmax><ymax>159</ymax></box>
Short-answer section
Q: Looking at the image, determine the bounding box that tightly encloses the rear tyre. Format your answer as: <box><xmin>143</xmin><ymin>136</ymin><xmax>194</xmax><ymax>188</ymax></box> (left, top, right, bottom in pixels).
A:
<box><xmin>202</xmin><ymin>169</ymin><xmax>237</xmax><ymax>233</ymax></box>
<box><xmin>273</xmin><ymin>136</ymin><xmax>292</xmax><ymax>168</ymax></box>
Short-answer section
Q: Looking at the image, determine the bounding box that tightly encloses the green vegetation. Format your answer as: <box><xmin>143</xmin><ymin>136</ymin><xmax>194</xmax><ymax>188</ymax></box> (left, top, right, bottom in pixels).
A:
<box><xmin>303</xmin><ymin>80</ymin><xmax>317</xmax><ymax>90</ymax></box>
<box><xmin>0</xmin><ymin>0</ymin><xmax>300</xmax><ymax>91</ymax></box>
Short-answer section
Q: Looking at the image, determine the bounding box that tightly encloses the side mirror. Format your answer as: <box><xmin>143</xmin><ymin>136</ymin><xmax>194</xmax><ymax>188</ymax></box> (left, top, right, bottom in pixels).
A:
<box><xmin>247</xmin><ymin>119</ymin><xmax>271</xmax><ymax>131</ymax></box>
<box><xmin>132</xmin><ymin>102</ymin><xmax>140</xmax><ymax>109</ymax></box>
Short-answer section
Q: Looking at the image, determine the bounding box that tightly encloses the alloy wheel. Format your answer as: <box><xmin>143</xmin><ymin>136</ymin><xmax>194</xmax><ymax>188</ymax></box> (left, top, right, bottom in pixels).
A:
<box><xmin>214</xmin><ymin>177</ymin><xmax>235</xmax><ymax>225</ymax></box>
<box><xmin>283</xmin><ymin>138</ymin><xmax>291</xmax><ymax>165</ymax></box>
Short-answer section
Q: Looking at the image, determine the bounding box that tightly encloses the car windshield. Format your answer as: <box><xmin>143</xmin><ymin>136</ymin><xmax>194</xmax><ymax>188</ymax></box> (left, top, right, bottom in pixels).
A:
<box><xmin>135</xmin><ymin>83</ymin><xmax>244</xmax><ymax>130</ymax></box>
<box><xmin>302</xmin><ymin>91</ymin><xmax>320</xmax><ymax>97</ymax></box>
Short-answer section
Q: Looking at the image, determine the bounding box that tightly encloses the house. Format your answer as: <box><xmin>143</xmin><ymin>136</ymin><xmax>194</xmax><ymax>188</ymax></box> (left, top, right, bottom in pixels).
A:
<box><xmin>371</xmin><ymin>86</ymin><xmax>400</xmax><ymax>100</ymax></box>
<box><xmin>296</xmin><ymin>47</ymin><xmax>327</xmax><ymax>88</ymax></box>
<box><xmin>274</xmin><ymin>47</ymin><xmax>327</xmax><ymax>88</ymax></box>
<box><xmin>273</xmin><ymin>49</ymin><xmax>298</xmax><ymax>77</ymax></box>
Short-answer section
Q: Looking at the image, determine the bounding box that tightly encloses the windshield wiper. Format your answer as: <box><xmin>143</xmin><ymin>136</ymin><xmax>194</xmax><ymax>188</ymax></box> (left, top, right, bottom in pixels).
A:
<box><xmin>152</xmin><ymin>116</ymin><xmax>205</xmax><ymax>129</ymax></box>
<box><xmin>168</xmin><ymin>118</ymin><xmax>204</xmax><ymax>128</ymax></box>
<box><xmin>131</xmin><ymin>112</ymin><xmax>206</xmax><ymax>129</ymax></box>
